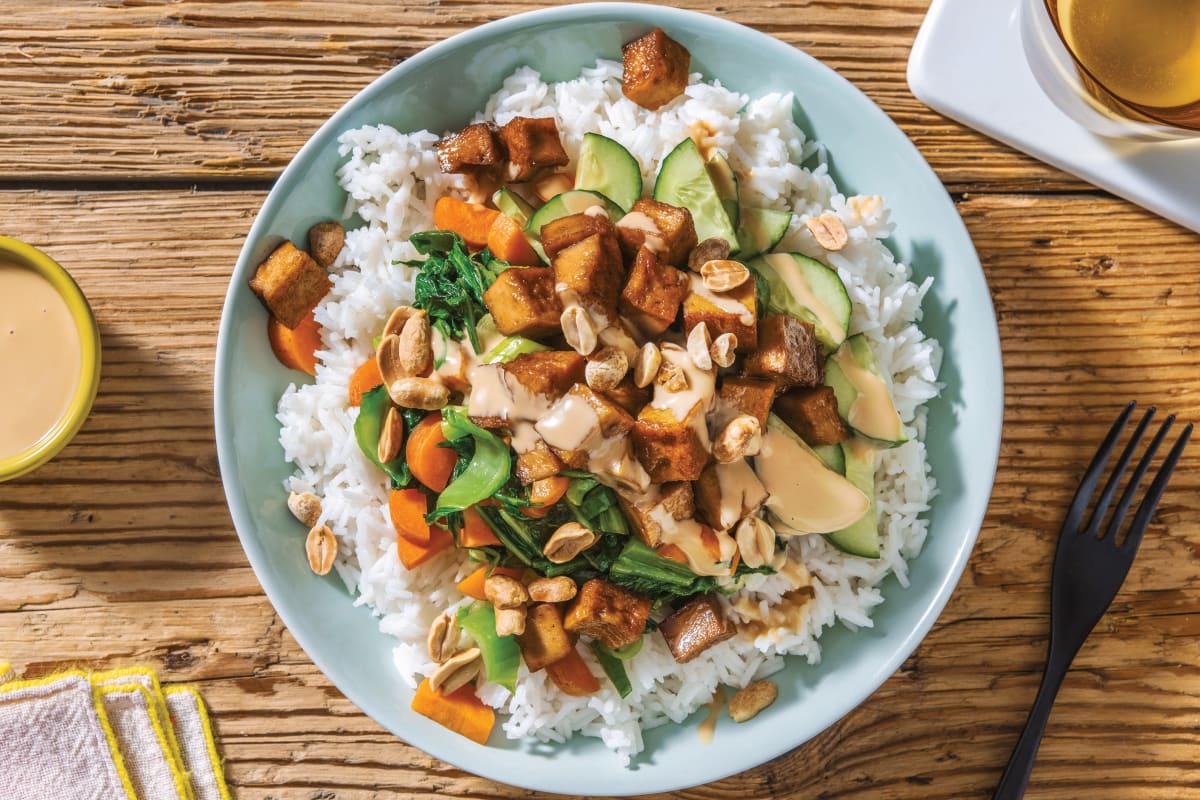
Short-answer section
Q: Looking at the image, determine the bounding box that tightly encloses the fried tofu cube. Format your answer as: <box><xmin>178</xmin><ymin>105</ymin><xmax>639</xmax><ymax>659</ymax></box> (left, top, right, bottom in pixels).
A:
<box><xmin>619</xmin><ymin>246</ymin><xmax>689</xmax><ymax>337</ymax></box>
<box><xmin>553</xmin><ymin>232</ymin><xmax>625</xmax><ymax>321</ymax></box>
<box><xmin>435</xmin><ymin>122</ymin><xmax>505</xmax><ymax>175</ymax></box>
<box><xmin>498</xmin><ymin>116</ymin><xmax>569</xmax><ymax>182</ymax></box>
<box><xmin>566</xmin><ymin>383</ymin><xmax>635</xmax><ymax>438</ymax></box>
<box><xmin>564</xmin><ymin>579</ymin><xmax>652</xmax><ymax>650</ymax></box>
<box><xmin>515</xmin><ymin>439</ymin><xmax>564</xmax><ymax>485</ymax></box>
<box><xmin>681</xmin><ymin>272</ymin><xmax>757</xmax><ymax>352</ymax></box>
<box><xmin>742</xmin><ymin>315</ymin><xmax>824</xmax><ymax>388</ymax></box>
<box><xmin>517</xmin><ymin>603</ymin><xmax>575</xmax><ymax>672</ymax></box>
<box><xmin>616</xmin><ymin>199</ymin><xmax>698</xmax><ymax>266</ymax></box>
<box><xmin>540</xmin><ymin>212</ymin><xmax>615</xmax><ymax>261</ymax></box>
<box><xmin>774</xmin><ymin>386</ymin><xmax>850</xmax><ymax>446</ymax></box>
<box><xmin>694</xmin><ymin>460</ymin><xmax>769</xmax><ymax>532</ymax></box>
<box><xmin>501</xmin><ymin>350</ymin><xmax>586</xmax><ymax>402</ymax></box>
<box><xmin>598</xmin><ymin>375</ymin><xmax>651</xmax><ymax>417</ymax></box>
<box><xmin>549</xmin><ymin>446</ymin><xmax>589</xmax><ymax>470</ymax></box>
<box><xmin>717</xmin><ymin>377</ymin><xmax>777</xmax><ymax>428</ymax></box>
<box><xmin>249</xmin><ymin>241</ymin><xmax>332</xmax><ymax>329</ymax></box>
<box><xmin>659</xmin><ymin>594</ymin><xmax>737</xmax><ymax>663</ymax></box>
<box><xmin>621</xmin><ymin>28</ymin><xmax>691</xmax><ymax>111</ymax></box>
<box><xmin>632</xmin><ymin>403</ymin><xmax>709</xmax><ymax>483</ymax></box>
<box><xmin>483</xmin><ymin>267</ymin><xmax>563</xmax><ymax>338</ymax></box>
<box><xmin>618</xmin><ymin>481</ymin><xmax>695</xmax><ymax>548</ymax></box>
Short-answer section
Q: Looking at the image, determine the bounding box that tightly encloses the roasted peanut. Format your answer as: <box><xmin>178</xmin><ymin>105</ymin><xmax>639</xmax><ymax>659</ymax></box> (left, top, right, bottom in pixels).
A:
<box><xmin>484</xmin><ymin>573</ymin><xmax>530</xmax><ymax>610</ymax></box>
<box><xmin>700</xmin><ymin>259</ymin><xmax>750</xmax><ymax>292</ymax></box>
<box><xmin>687</xmin><ymin>236</ymin><xmax>732</xmax><ymax>272</ymax></box>
<box><xmin>305</xmin><ymin>524</ymin><xmax>337</xmax><ymax>576</ymax></box>
<box><xmin>735</xmin><ymin>515</ymin><xmax>775</xmax><ymax>569</ymax></box>
<box><xmin>543</xmin><ymin>521</ymin><xmax>597</xmax><ymax>564</ymax></box>
<box><xmin>586</xmin><ymin>347</ymin><xmax>629</xmax><ymax>391</ymax></box>
<box><xmin>528</xmin><ymin>576</ymin><xmax>578</xmax><ymax>603</ymax></box>
<box><xmin>427</xmin><ymin>613</ymin><xmax>460</xmax><ymax>664</ymax></box>
<box><xmin>713</xmin><ymin>415</ymin><xmax>762</xmax><ymax>463</ymax></box>
<box><xmin>377</xmin><ymin>406</ymin><xmax>403</xmax><ymax>463</ymax></box>
<box><xmin>805</xmin><ymin>213</ymin><xmax>848</xmax><ymax>251</ymax></box>
<box><xmin>710</xmin><ymin>333</ymin><xmax>737</xmax><ymax>368</ymax></box>
<box><xmin>387</xmin><ymin>377</ymin><xmax>449</xmax><ymax>410</ymax></box>
<box><xmin>633</xmin><ymin>342</ymin><xmax>662</xmax><ymax>388</ymax></box>
<box><xmin>561</xmin><ymin>305</ymin><xmax>598</xmax><ymax>356</ymax></box>
<box><xmin>687</xmin><ymin>322</ymin><xmax>713</xmax><ymax>370</ymax></box>
<box><xmin>287</xmin><ymin>491</ymin><xmax>322</xmax><ymax>528</ymax></box>
<box><xmin>495</xmin><ymin>606</ymin><xmax>527</xmax><ymax>637</ymax></box>
<box><xmin>429</xmin><ymin>647</ymin><xmax>481</xmax><ymax>694</ymax></box>
<box><xmin>729</xmin><ymin>680</ymin><xmax>778</xmax><ymax>722</ymax></box>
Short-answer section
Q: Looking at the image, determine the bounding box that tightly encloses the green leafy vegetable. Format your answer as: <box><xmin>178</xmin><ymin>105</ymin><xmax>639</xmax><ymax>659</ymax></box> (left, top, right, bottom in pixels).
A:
<box><xmin>564</xmin><ymin>476</ymin><xmax>629</xmax><ymax>536</ymax></box>
<box><xmin>429</xmin><ymin>408</ymin><xmax>511</xmax><ymax>519</ymax></box>
<box><xmin>591</xmin><ymin>641</ymin><xmax>632</xmax><ymax>698</ymax></box>
<box><xmin>606</xmin><ymin>637</ymin><xmax>643</xmax><ymax>661</ymax></box>
<box><xmin>353</xmin><ymin>385</ymin><xmax>411</xmax><ymax>487</ymax></box>
<box><xmin>456</xmin><ymin>602</ymin><xmax>520</xmax><ymax>693</ymax></box>
<box><xmin>402</xmin><ymin>231</ymin><xmax>506</xmax><ymax>354</ymax></box>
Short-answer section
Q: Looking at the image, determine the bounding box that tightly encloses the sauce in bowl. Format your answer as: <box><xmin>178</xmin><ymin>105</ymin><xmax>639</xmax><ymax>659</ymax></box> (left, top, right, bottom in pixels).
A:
<box><xmin>0</xmin><ymin>238</ymin><xmax>100</xmax><ymax>480</ymax></box>
<box><xmin>0</xmin><ymin>261</ymin><xmax>82</xmax><ymax>458</ymax></box>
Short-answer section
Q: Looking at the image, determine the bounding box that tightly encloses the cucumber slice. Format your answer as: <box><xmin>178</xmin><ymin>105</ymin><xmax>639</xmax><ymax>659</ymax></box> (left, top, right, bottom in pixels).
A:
<box><xmin>812</xmin><ymin>443</ymin><xmax>846</xmax><ymax>475</ymax></box>
<box><xmin>824</xmin><ymin>439</ymin><xmax>880</xmax><ymax>558</ymax></box>
<box><xmin>524</xmin><ymin>189</ymin><xmax>624</xmax><ymax>241</ymax></box>
<box><xmin>756</xmin><ymin>414</ymin><xmax>870</xmax><ymax>535</ymax></box>
<box><xmin>736</xmin><ymin>207</ymin><xmax>792</xmax><ymax>257</ymax></box>
<box><xmin>705</xmin><ymin>152</ymin><xmax>739</xmax><ymax>227</ymax></box>
<box><xmin>483</xmin><ymin>335</ymin><xmax>550</xmax><ymax>364</ymax></box>
<box><xmin>653</xmin><ymin>138</ymin><xmax>738</xmax><ymax>250</ymax></box>
<box><xmin>492</xmin><ymin>187</ymin><xmax>535</xmax><ymax>227</ymax></box>
<box><xmin>575</xmin><ymin>133</ymin><xmax>643</xmax><ymax>213</ymax></box>
<box><xmin>825</xmin><ymin>334</ymin><xmax>907</xmax><ymax>447</ymax></box>
<box><xmin>749</xmin><ymin>252</ymin><xmax>850</xmax><ymax>349</ymax></box>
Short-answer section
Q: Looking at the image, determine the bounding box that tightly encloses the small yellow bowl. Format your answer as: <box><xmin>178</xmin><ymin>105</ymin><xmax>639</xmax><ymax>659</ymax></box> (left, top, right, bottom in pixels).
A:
<box><xmin>0</xmin><ymin>237</ymin><xmax>101</xmax><ymax>482</ymax></box>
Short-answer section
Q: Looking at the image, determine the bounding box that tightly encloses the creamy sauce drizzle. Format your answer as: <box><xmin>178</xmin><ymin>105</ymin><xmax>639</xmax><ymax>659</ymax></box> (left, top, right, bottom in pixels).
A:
<box><xmin>687</xmin><ymin>273</ymin><xmax>754</xmax><ymax>325</ymax></box>
<box><xmin>755</xmin><ymin>425</ymin><xmax>869</xmax><ymax>533</ymax></box>
<box><xmin>652</xmin><ymin>506</ymin><xmax>737</xmax><ymax>577</ymax></box>
<box><xmin>0</xmin><ymin>262</ymin><xmax>82</xmax><ymax>459</ymax></box>
<box><xmin>650</xmin><ymin>343</ymin><xmax>716</xmax><ymax>427</ymax></box>
<box><xmin>762</xmin><ymin>253</ymin><xmax>845</xmax><ymax>345</ymax></box>
<box><xmin>832</xmin><ymin>346</ymin><xmax>903</xmax><ymax>441</ymax></box>
<box><xmin>698</xmin><ymin>687</ymin><xmax>726</xmax><ymax>744</ymax></box>
<box><xmin>615</xmin><ymin>211</ymin><xmax>667</xmax><ymax>256</ymax></box>
<box><xmin>712</xmin><ymin>460</ymin><xmax>768</xmax><ymax>531</ymax></box>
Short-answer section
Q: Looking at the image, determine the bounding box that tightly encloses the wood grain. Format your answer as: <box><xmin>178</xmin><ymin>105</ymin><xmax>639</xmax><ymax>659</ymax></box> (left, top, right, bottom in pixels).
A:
<box><xmin>1</xmin><ymin>186</ymin><xmax>1197</xmax><ymax>799</ymax></box>
<box><xmin>0</xmin><ymin>0</ymin><xmax>1083</xmax><ymax>192</ymax></box>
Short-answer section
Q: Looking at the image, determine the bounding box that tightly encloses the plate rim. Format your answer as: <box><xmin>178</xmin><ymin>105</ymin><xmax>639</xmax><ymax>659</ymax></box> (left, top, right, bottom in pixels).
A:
<box><xmin>214</xmin><ymin>2</ymin><xmax>1003</xmax><ymax>793</ymax></box>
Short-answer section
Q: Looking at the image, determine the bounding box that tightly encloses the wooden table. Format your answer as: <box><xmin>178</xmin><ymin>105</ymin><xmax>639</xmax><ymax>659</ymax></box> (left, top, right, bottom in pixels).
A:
<box><xmin>2</xmin><ymin>2</ymin><xmax>1197</xmax><ymax>798</ymax></box>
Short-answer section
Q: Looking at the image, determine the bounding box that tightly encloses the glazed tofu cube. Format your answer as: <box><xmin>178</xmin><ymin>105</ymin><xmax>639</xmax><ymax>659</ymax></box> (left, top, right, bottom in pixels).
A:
<box><xmin>632</xmin><ymin>403</ymin><xmax>709</xmax><ymax>483</ymax></box>
<box><xmin>564</xmin><ymin>579</ymin><xmax>652</xmax><ymax>650</ymax></box>
<box><xmin>694</xmin><ymin>460</ymin><xmax>769</xmax><ymax>532</ymax></box>
<box><xmin>517</xmin><ymin>604</ymin><xmax>575</xmax><ymax>672</ymax></box>
<box><xmin>619</xmin><ymin>246</ymin><xmax>689</xmax><ymax>337</ymax></box>
<box><xmin>501</xmin><ymin>350</ymin><xmax>586</xmax><ymax>402</ymax></box>
<box><xmin>717</xmin><ymin>377</ymin><xmax>777</xmax><ymax>429</ymax></box>
<box><xmin>742</xmin><ymin>315</ymin><xmax>824</xmax><ymax>388</ymax></box>
<box><xmin>483</xmin><ymin>267</ymin><xmax>563</xmax><ymax>338</ymax></box>
<box><xmin>681</xmin><ymin>273</ymin><xmax>757</xmax><ymax>352</ymax></box>
<box><xmin>515</xmin><ymin>439</ymin><xmax>564</xmax><ymax>485</ymax></box>
<box><xmin>553</xmin><ymin>232</ymin><xmax>625</xmax><ymax>321</ymax></box>
<box><xmin>774</xmin><ymin>386</ymin><xmax>850</xmax><ymax>446</ymax></box>
<box><xmin>658</xmin><ymin>594</ymin><xmax>736</xmax><ymax>663</ymax></box>
<box><xmin>621</xmin><ymin>28</ymin><xmax>691</xmax><ymax>111</ymax></box>
<box><xmin>549</xmin><ymin>445</ymin><xmax>589</xmax><ymax>470</ymax></box>
<box><xmin>249</xmin><ymin>241</ymin><xmax>332</xmax><ymax>329</ymax></box>
<box><xmin>598</xmin><ymin>374</ymin><xmax>651</xmax><ymax>417</ymax></box>
<box><xmin>435</xmin><ymin>122</ymin><xmax>505</xmax><ymax>175</ymax></box>
<box><xmin>565</xmin><ymin>383</ymin><xmax>635</xmax><ymax>438</ymax></box>
<box><xmin>540</xmin><ymin>212</ymin><xmax>615</xmax><ymax>261</ymax></box>
<box><xmin>616</xmin><ymin>199</ymin><xmax>698</xmax><ymax>266</ymax></box>
<box><xmin>498</xmin><ymin>116</ymin><xmax>570</xmax><ymax>182</ymax></box>
<box><xmin>618</xmin><ymin>480</ymin><xmax>695</xmax><ymax>548</ymax></box>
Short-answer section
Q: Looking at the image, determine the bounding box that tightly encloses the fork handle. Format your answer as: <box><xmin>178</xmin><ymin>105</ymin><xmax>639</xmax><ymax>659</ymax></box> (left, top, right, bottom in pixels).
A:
<box><xmin>992</xmin><ymin>646</ymin><xmax>1075</xmax><ymax>800</ymax></box>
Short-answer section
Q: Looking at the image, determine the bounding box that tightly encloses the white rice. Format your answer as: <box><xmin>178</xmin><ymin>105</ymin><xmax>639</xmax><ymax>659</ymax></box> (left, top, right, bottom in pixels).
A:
<box><xmin>277</xmin><ymin>61</ymin><xmax>942</xmax><ymax>764</ymax></box>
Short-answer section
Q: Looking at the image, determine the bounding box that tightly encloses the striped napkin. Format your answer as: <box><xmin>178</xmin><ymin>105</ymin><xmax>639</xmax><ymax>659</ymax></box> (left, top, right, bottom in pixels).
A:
<box><xmin>0</xmin><ymin>663</ymin><xmax>233</xmax><ymax>800</ymax></box>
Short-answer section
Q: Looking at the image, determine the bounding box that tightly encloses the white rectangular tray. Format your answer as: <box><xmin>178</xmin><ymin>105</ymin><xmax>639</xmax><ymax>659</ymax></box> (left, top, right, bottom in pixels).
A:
<box><xmin>908</xmin><ymin>0</ymin><xmax>1200</xmax><ymax>235</ymax></box>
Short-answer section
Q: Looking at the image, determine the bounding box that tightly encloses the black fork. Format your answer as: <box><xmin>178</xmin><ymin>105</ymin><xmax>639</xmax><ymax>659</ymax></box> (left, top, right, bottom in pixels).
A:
<box><xmin>992</xmin><ymin>401</ymin><xmax>1192</xmax><ymax>800</ymax></box>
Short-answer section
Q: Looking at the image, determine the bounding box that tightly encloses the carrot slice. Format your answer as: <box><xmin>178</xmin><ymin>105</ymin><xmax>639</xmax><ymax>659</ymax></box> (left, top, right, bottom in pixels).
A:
<box><xmin>545</xmin><ymin>647</ymin><xmax>600</xmax><ymax>696</ymax></box>
<box><xmin>267</xmin><ymin>309</ymin><xmax>321</xmax><ymax>375</ymax></box>
<box><xmin>348</xmin><ymin>357</ymin><xmax>383</xmax><ymax>406</ymax></box>
<box><xmin>411</xmin><ymin>678</ymin><xmax>495</xmax><ymax>745</ymax></box>
<box><xmin>396</xmin><ymin>524</ymin><xmax>453</xmax><ymax>570</ymax></box>
<box><xmin>656</xmin><ymin>543</ymin><xmax>689</xmax><ymax>564</ymax></box>
<box><xmin>389</xmin><ymin>488</ymin><xmax>431</xmax><ymax>546</ymax></box>
<box><xmin>433</xmin><ymin>196</ymin><xmax>500</xmax><ymax>249</ymax></box>
<box><xmin>486</xmin><ymin>213</ymin><xmax>540</xmax><ymax>266</ymax></box>
<box><xmin>455</xmin><ymin>565</ymin><xmax>523</xmax><ymax>600</ymax></box>
<box><xmin>459</xmin><ymin>506</ymin><xmax>501</xmax><ymax>548</ymax></box>
<box><xmin>406</xmin><ymin>413</ymin><xmax>459</xmax><ymax>492</ymax></box>
<box><xmin>522</xmin><ymin>476</ymin><xmax>571</xmax><ymax>518</ymax></box>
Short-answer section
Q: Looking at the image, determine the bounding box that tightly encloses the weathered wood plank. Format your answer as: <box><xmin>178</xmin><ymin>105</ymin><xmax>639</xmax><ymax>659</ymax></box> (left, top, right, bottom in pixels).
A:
<box><xmin>0</xmin><ymin>0</ymin><xmax>1082</xmax><ymax>191</ymax></box>
<box><xmin>0</xmin><ymin>188</ymin><xmax>1197</xmax><ymax>800</ymax></box>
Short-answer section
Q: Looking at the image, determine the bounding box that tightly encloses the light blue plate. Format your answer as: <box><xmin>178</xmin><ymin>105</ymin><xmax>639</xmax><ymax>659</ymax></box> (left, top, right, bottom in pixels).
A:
<box><xmin>214</xmin><ymin>3</ymin><xmax>1002</xmax><ymax>794</ymax></box>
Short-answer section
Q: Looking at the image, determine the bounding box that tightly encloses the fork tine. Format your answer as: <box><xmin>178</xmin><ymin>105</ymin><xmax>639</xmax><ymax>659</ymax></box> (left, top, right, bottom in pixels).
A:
<box><xmin>1103</xmin><ymin>415</ymin><xmax>1173</xmax><ymax>541</ymax></box>
<box><xmin>1063</xmin><ymin>401</ymin><xmax>1135</xmax><ymax>534</ymax></box>
<box><xmin>1120</xmin><ymin>422</ymin><xmax>1193</xmax><ymax>553</ymax></box>
<box><xmin>1086</xmin><ymin>406</ymin><xmax>1155</xmax><ymax>538</ymax></box>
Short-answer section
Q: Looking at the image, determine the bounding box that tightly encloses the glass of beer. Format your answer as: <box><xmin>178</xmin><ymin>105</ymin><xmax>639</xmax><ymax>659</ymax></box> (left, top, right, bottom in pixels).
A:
<box><xmin>1021</xmin><ymin>0</ymin><xmax>1200</xmax><ymax>140</ymax></box>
